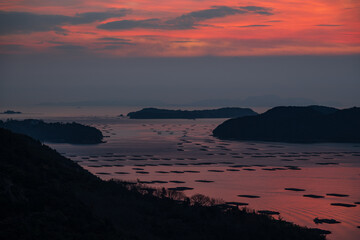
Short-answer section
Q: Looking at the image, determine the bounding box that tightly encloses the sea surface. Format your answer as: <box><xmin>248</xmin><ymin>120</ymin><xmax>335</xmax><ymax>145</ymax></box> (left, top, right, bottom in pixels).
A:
<box><xmin>2</xmin><ymin>106</ymin><xmax>360</xmax><ymax>240</ymax></box>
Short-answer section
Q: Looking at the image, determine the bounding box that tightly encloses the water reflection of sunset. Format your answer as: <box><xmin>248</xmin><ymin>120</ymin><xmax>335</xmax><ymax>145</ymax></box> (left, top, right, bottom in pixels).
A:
<box><xmin>44</xmin><ymin>116</ymin><xmax>360</xmax><ymax>240</ymax></box>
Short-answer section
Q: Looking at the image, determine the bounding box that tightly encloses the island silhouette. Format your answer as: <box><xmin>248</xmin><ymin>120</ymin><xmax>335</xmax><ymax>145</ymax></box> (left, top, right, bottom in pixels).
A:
<box><xmin>213</xmin><ymin>106</ymin><xmax>360</xmax><ymax>143</ymax></box>
<box><xmin>127</xmin><ymin>107</ymin><xmax>257</xmax><ymax>119</ymax></box>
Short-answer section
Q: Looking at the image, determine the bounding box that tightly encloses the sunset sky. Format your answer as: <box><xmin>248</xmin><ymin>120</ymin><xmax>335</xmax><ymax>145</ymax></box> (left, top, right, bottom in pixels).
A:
<box><xmin>0</xmin><ymin>1</ymin><xmax>359</xmax><ymax>107</ymax></box>
<box><xmin>1</xmin><ymin>0</ymin><xmax>359</xmax><ymax>56</ymax></box>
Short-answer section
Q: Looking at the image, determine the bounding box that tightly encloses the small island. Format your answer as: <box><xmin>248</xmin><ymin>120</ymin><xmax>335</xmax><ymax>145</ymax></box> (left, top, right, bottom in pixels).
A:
<box><xmin>127</xmin><ymin>107</ymin><xmax>258</xmax><ymax>119</ymax></box>
<box><xmin>0</xmin><ymin>119</ymin><xmax>103</xmax><ymax>144</ymax></box>
<box><xmin>1</xmin><ymin>110</ymin><xmax>22</xmax><ymax>114</ymax></box>
<box><xmin>0</xmin><ymin>128</ymin><xmax>326</xmax><ymax>240</ymax></box>
<box><xmin>213</xmin><ymin>106</ymin><xmax>360</xmax><ymax>143</ymax></box>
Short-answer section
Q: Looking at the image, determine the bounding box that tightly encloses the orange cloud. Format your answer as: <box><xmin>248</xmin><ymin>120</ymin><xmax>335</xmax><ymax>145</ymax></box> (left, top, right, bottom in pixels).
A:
<box><xmin>0</xmin><ymin>0</ymin><xmax>359</xmax><ymax>56</ymax></box>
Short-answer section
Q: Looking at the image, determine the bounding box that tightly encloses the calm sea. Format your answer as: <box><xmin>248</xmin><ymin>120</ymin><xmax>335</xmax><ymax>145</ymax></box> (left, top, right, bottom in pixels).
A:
<box><xmin>2</xmin><ymin>105</ymin><xmax>359</xmax><ymax>240</ymax></box>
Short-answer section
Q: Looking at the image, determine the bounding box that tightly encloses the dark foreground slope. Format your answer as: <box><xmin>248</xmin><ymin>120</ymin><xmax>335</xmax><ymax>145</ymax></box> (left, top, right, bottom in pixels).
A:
<box><xmin>213</xmin><ymin>106</ymin><xmax>360</xmax><ymax>143</ymax></box>
<box><xmin>127</xmin><ymin>107</ymin><xmax>257</xmax><ymax>119</ymax></box>
<box><xmin>0</xmin><ymin>128</ymin><xmax>326</xmax><ymax>240</ymax></box>
<box><xmin>0</xmin><ymin>119</ymin><xmax>103</xmax><ymax>144</ymax></box>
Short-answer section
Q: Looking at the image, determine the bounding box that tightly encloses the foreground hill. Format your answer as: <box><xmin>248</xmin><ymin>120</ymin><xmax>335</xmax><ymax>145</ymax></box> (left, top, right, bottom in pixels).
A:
<box><xmin>0</xmin><ymin>128</ymin><xmax>326</xmax><ymax>240</ymax></box>
<box><xmin>0</xmin><ymin>119</ymin><xmax>103</xmax><ymax>144</ymax></box>
<box><xmin>213</xmin><ymin>106</ymin><xmax>360</xmax><ymax>143</ymax></box>
<box><xmin>127</xmin><ymin>107</ymin><xmax>257</xmax><ymax>119</ymax></box>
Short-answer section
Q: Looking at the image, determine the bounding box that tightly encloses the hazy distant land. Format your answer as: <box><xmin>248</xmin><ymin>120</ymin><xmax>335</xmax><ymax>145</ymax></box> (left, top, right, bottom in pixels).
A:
<box><xmin>1</xmin><ymin>110</ymin><xmax>22</xmax><ymax>114</ymax></box>
<box><xmin>127</xmin><ymin>107</ymin><xmax>258</xmax><ymax>119</ymax></box>
<box><xmin>0</xmin><ymin>119</ymin><xmax>103</xmax><ymax>144</ymax></box>
<box><xmin>0</xmin><ymin>127</ymin><xmax>326</xmax><ymax>240</ymax></box>
<box><xmin>213</xmin><ymin>106</ymin><xmax>360</xmax><ymax>143</ymax></box>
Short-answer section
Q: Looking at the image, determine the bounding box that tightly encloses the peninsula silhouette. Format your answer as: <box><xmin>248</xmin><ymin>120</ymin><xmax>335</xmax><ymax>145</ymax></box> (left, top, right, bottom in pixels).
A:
<box><xmin>0</xmin><ymin>119</ymin><xmax>103</xmax><ymax>144</ymax></box>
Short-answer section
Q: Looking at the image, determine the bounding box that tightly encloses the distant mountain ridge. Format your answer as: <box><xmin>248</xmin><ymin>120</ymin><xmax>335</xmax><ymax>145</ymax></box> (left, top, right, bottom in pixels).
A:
<box><xmin>127</xmin><ymin>107</ymin><xmax>258</xmax><ymax>119</ymax></box>
<box><xmin>213</xmin><ymin>106</ymin><xmax>360</xmax><ymax>143</ymax></box>
<box><xmin>186</xmin><ymin>95</ymin><xmax>318</xmax><ymax>107</ymax></box>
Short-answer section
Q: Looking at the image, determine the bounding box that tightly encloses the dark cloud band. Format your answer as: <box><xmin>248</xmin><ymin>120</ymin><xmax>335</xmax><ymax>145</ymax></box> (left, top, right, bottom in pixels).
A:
<box><xmin>98</xmin><ymin>6</ymin><xmax>273</xmax><ymax>31</ymax></box>
<box><xmin>0</xmin><ymin>9</ymin><xmax>129</xmax><ymax>35</ymax></box>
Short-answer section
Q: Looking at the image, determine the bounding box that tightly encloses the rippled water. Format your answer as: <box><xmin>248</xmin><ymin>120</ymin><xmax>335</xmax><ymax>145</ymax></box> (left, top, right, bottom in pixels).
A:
<box><xmin>2</xmin><ymin>106</ymin><xmax>359</xmax><ymax>239</ymax></box>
